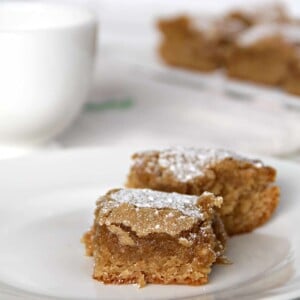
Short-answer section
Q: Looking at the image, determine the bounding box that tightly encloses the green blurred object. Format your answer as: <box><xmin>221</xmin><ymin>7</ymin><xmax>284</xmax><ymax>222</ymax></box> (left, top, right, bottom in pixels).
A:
<box><xmin>85</xmin><ymin>98</ymin><xmax>134</xmax><ymax>112</ymax></box>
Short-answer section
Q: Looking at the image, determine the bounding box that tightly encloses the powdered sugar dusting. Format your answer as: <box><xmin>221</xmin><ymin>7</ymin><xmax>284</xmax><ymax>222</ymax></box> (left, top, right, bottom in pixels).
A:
<box><xmin>146</xmin><ymin>147</ymin><xmax>262</xmax><ymax>182</ymax></box>
<box><xmin>238</xmin><ymin>23</ymin><xmax>300</xmax><ymax>46</ymax></box>
<box><xmin>191</xmin><ymin>15</ymin><xmax>246</xmax><ymax>40</ymax></box>
<box><xmin>109</xmin><ymin>188</ymin><xmax>205</xmax><ymax>219</ymax></box>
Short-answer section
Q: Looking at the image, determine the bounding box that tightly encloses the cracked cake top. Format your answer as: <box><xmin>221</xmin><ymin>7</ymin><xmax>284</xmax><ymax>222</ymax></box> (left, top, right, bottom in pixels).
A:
<box><xmin>95</xmin><ymin>188</ymin><xmax>222</xmax><ymax>237</ymax></box>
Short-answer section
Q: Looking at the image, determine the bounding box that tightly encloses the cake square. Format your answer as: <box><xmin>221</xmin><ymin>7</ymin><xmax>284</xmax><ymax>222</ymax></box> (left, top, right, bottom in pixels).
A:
<box><xmin>126</xmin><ymin>147</ymin><xmax>280</xmax><ymax>236</ymax></box>
<box><xmin>82</xmin><ymin>188</ymin><xmax>227</xmax><ymax>287</ymax></box>
<box><xmin>226</xmin><ymin>24</ymin><xmax>296</xmax><ymax>85</ymax></box>
<box><xmin>157</xmin><ymin>15</ymin><xmax>248</xmax><ymax>71</ymax></box>
<box><xmin>157</xmin><ymin>4</ymin><xmax>290</xmax><ymax>73</ymax></box>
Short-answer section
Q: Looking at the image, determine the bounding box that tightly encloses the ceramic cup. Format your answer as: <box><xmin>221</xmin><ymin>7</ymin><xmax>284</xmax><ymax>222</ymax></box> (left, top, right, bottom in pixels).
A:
<box><xmin>0</xmin><ymin>1</ymin><xmax>97</xmax><ymax>151</ymax></box>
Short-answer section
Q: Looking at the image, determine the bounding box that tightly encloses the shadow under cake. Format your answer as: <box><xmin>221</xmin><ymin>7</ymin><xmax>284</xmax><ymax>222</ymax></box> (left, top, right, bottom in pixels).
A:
<box><xmin>82</xmin><ymin>188</ymin><xmax>227</xmax><ymax>287</ymax></box>
<box><xmin>126</xmin><ymin>147</ymin><xmax>280</xmax><ymax>236</ymax></box>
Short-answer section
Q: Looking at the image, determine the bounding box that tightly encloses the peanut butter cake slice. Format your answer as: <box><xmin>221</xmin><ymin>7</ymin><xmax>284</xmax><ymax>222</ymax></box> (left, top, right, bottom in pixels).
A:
<box><xmin>157</xmin><ymin>14</ymin><xmax>247</xmax><ymax>71</ymax></box>
<box><xmin>126</xmin><ymin>148</ymin><xmax>280</xmax><ymax>235</ymax></box>
<box><xmin>226</xmin><ymin>23</ymin><xmax>300</xmax><ymax>85</ymax></box>
<box><xmin>283</xmin><ymin>47</ymin><xmax>300</xmax><ymax>95</ymax></box>
<box><xmin>82</xmin><ymin>188</ymin><xmax>227</xmax><ymax>287</ymax></box>
<box><xmin>157</xmin><ymin>4</ymin><xmax>289</xmax><ymax>72</ymax></box>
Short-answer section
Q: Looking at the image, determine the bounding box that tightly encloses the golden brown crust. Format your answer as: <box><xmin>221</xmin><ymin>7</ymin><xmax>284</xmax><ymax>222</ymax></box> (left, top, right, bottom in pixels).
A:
<box><xmin>95</xmin><ymin>189</ymin><xmax>223</xmax><ymax>238</ymax></box>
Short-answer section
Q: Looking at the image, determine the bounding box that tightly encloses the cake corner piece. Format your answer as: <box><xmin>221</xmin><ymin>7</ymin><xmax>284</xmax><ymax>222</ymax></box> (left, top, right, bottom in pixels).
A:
<box><xmin>126</xmin><ymin>147</ymin><xmax>280</xmax><ymax>235</ymax></box>
<box><xmin>82</xmin><ymin>188</ymin><xmax>227</xmax><ymax>287</ymax></box>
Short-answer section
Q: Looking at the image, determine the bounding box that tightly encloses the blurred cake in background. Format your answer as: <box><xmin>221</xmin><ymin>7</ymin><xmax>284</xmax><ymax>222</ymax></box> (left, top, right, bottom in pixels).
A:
<box><xmin>225</xmin><ymin>3</ymin><xmax>289</xmax><ymax>27</ymax></box>
<box><xmin>226</xmin><ymin>24</ymin><xmax>297</xmax><ymax>85</ymax></box>
<box><xmin>157</xmin><ymin>14</ymin><xmax>248</xmax><ymax>71</ymax></box>
<box><xmin>283</xmin><ymin>47</ymin><xmax>300</xmax><ymax>95</ymax></box>
<box><xmin>157</xmin><ymin>3</ymin><xmax>300</xmax><ymax>96</ymax></box>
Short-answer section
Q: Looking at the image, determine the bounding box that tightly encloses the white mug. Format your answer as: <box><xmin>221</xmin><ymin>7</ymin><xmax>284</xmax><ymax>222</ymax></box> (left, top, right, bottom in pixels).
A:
<box><xmin>0</xmin><ymin>1</ymin><xmax>97</xmax><ymax>150</ymax></box>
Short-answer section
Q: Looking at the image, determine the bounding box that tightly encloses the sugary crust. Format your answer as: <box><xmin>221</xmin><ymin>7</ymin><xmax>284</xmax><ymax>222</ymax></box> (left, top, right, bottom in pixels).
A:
<box><xmin>126</xmin><ymin>150</ymin><xmax>276</xmax><ymax>194</ymax></box>
<box><xmin>126</xmin><ymin>149</ymin><xmax>280</xmax><ymax>235</ymax></box>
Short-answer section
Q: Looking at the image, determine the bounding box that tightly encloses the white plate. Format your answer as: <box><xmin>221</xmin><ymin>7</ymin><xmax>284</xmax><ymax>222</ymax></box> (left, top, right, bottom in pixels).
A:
<box><xmin>0</xmin><ymin>147</ymin><xmax>299</xmax><ymax>300</ymax></box>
